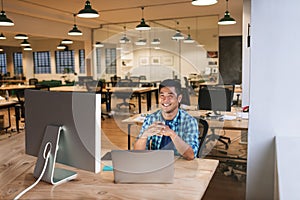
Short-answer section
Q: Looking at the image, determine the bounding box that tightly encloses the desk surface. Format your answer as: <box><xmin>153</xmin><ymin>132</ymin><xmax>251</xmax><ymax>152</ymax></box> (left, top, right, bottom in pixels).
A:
<box><xmin>0</xmin><ymin>133</ymin><xmax>218</xmax><ymax>199</ymax></box>
<box><xmin>0</xmin><ymin>85</ymin><xmax>35</xmax><ymax>90</ymax></box>
<box><xmin>50</xmin><ymin>86</ymin><xmax>158</xmax><ymax>93</ymax></box>
<box><xmin>123</xmin><ymin>109</ymin><xmax>248</xmax><ymax>131</ymax></box>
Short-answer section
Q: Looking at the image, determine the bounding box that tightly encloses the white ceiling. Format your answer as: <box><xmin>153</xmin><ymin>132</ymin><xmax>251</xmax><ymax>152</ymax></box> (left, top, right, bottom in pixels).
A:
<box><xmin>0</xmin><ymin>0</ymin><xmax>243</xmax><ymax>45</ymax></box>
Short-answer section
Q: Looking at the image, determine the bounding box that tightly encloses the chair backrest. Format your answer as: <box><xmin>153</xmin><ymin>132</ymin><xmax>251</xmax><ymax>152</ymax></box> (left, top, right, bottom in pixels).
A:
<box><xmin>183</xmin><ymin>76</ymin><xmax>189</xmax><ymax>88</ymax></box>
<box><xmin>139</xmin><ymin>75</ymin><xmax>146</xmax><ymax>80</ymax></box>
<box><xmin>29</xmin><ymin>78</ymin><xmax>38</xmax><ymax>85</ymax></box>
<box><xmin>130</xmin><ymin>76</ymin><xmax>140</xmax><ymax>87</ymax></box>
<box><xmin>197</xmin><ymin>118</ymin><xmax>209</xmax><ymax>158</ymax></box>
<box><xmin>86</xmin><ymin>80</ymin><xmax>99</xmax><ymax>92</ymax></box>
<box><xmin>111</xmin><ymin>76</ymin><xmax>121</xmax><ymax>87</ymax></box>
<box><xmin>116</xmin><ymin>79</ymin><xmax>132</xmax><ymax>87</ymax></box>
<box><xmin>180</xmin><ymin>88</ymin><xmax>191</xmax><ymax>106</ymax></box>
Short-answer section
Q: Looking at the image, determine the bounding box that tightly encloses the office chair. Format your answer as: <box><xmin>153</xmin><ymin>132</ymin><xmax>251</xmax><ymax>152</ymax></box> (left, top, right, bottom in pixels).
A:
<box><xmin>129</xmin><ymin>76</ymin><xmax>140</xmax><ymax>87</ymax></box>
<box><xmin>86</xmin><ymin>80</ymin><xmax>110</xmax><ymax>120</ymax></box>
<box><xmin>29</xmin><ymin>78</ymin><xmax>38</xmax><ymax>85</ymax></box>
<box><xmin>110</xmin><ymin>75</ymin><xmax>121</xmax><ymax>87</ymax></box>
<box><xmin>180</xmin><ymin>88</ymin><xmax>191</xmax><ymax>106</ymax></box>
<box><xmin>183</xmin><ymin>76</ymin><xmax>195</xmax><ymax>95</ymax></box>
<box><xmin>197</xmin><ymin>118</ymin><xmax>209</xmax><ymax>158</ymax></box>
<box><xmin>114</xmin><ymin>79</ymin><xmax>135</xmax><ymax>110</ymax></box>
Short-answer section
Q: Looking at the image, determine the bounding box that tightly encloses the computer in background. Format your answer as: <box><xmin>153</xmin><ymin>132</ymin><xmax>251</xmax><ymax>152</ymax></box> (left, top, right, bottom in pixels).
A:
<box><xmin>111</xmin><ymin>150</ymin><xmax>174</xmax><ymax>184</ymax></box>
<box><xmin>25</xmin><ymin>90</ymin><xmax>101</xmax><ymax>185</ymax></box>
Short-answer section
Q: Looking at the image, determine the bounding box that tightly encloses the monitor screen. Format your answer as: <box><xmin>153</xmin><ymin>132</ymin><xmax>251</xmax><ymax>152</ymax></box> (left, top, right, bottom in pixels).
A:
<box><xmin>198</xmin><ymin>86</ymin><xmax>232</xmax><ymax>113</ymax></box>
<box><xmin>77</xmin><ymin>76</ymin><xmax>94</xmax><ymax>86</ymax></box>
<box><xmin>25</xmin><ymin>90</ymin><xmax>101</xmax><ymax>174</ymax></box>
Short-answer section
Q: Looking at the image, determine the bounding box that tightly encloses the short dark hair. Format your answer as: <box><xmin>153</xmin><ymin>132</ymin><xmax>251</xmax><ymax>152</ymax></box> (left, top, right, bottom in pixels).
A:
<box><xmin>159</xmin><ymin>79</ymin><xmax>181</xmax><ymax>96</ymax></box>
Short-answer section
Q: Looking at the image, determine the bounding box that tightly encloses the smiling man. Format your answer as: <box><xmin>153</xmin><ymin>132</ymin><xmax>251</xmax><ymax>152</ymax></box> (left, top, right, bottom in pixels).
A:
<box><xmin>134</xmin><ymin>79</ymin><xmax>199</xmax><ymax>160</ymax></box>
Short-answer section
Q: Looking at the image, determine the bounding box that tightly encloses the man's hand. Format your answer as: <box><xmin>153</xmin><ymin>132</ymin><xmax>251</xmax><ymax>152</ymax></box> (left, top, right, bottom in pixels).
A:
<box><xmin>141</xmin><ymin>121</ymin><xmax>166</xmax><ymax>138</ymax></box>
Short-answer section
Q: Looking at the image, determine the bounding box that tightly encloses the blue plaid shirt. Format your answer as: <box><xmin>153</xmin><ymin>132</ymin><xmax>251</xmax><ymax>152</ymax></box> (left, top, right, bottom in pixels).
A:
<box><xmin>137</xmin><ymin>109</ymin><xmax>199</xmax><ymax>158</ymax></box>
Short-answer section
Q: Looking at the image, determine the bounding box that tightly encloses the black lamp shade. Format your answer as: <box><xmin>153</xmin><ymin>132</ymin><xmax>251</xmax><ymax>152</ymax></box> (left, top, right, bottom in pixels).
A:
<box><xmin>0</xmin><ymin>10</ymin><xmax>14</xmax><ymax>26</ymax></box>
<box><xmin>68</xmin><ymin>25</ymin><xmax>83</xmax><ymax>36</ymax></box>
<box><xmin>136</xmin><ymin>18</ymin><xmax>151</xmax><ymax>31</ymax></box>
<box><xmin>77</xmin><ymin>0</ymin><xmax>99</xmax><ymax>18</ymax></box>
<box><xmin>218</xmin><ymin>11</ymin><xmax>236</xmax><ymax>25</ymax></box>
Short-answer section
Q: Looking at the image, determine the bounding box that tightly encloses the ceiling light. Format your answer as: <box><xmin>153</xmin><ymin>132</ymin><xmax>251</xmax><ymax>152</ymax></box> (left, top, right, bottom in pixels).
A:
<box><xmin>0</xmin><ymin>32</ymin><xmax>5</xmax><ymax>39</ymax></box>
<box><xmin>61</xmin><ymin>39</ymin><xmax>73</xmax><ymax>44</ymax></box>
<box><xmin>0</xmin><ymin>0</ymin><xmax>14</xmax><ymax>26</ymax></box>
<box><xmin>0</xmin><ymin>48</ymin><xmax>3</xmax><ymax>51</ymax></box>
<box><xmin>120</xmin><ymin>26</ymin><xmax>130</xmax><ymax>43</ymax></box>
<box><xmin>24</xmin><ymin>46</ymin><xmax>32</xmax><ymax>51</ymax></box>
<box><xmin>77</xmin><ymin>0</ymin><xmax>99</xmax><ymax>18</ymax></box>
<box><xmin>20</xmin><ymin>39</ymin><xmax>30</xmax><ymax>46</ymax></box>
<box><xmin>172</xmin><ymin>30</ymin><xmax>184</xmax><ymax>40</ymax></box>
<box><xmin>57</xmin><ymin>44</ymin><xmax>66</xmax><ymax>50</ymax></box>
<box><xmin>184</xmin><ymin>27</ymin><xmax>195</xmax><ymax>43</ymax></box>
<box><xmin>135</xmin><ymin>39</ymin><xmax>147</xmax><ymax>46</ymax></box>
<box><xmin>136</xmin><ymin>7</ymin><xmax>151</xmax><ymax>31</ymax></box>
<box><xmin>68</xmin><ymin>14</ymin><xmax>83</xmax><ymax>36</ymax></box>
<box><xmin>191</xmin><ymin>0</ymin><xmax>218</xmax><ymax>6</ymax></box>
<box><xmin>218</xmin><ymin>0</ymin><xmax>236</xmax><ymax>25</ymax></box>
<box><xmin>94</xmin><ymin>41</ymin><xmax>104</xmax><ymax>47</ymax></box>
<box><xmin>151</xmin><ymin>38</ymin><xmax>160</xmax><ymax>45</ymax></box>
<box><xmin>14</xmin><ymin>34</ymin><xmax>28</xmax><ymax>40</ymax></box>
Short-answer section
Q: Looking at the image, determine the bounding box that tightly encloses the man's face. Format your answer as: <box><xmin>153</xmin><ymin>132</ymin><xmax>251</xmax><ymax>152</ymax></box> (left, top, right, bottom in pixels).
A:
<box><xmin>159</xmin><ymin>86</ymin><xmax>182</xmax><ymax>114</ymax></box>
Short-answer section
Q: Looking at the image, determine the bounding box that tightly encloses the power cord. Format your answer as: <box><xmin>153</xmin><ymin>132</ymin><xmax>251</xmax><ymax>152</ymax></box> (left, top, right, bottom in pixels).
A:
<box><xmin>14</xmin><ymin>142</ymin><xmax>52</xmax><ymax>200</ymax></box>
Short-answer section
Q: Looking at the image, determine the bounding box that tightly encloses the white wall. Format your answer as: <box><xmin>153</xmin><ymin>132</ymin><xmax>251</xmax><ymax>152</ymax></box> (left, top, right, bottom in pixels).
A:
<box><xmin>247</xmin><ymin>0</ymin><xmax>300</xmax><ymax>199</ymax></box>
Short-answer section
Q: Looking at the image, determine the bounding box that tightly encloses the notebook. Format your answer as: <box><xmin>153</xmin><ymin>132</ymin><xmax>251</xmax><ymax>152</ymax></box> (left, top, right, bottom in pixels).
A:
<box><xmin>111</xmin><ymin>150</ymin><xmax>174</xmax><ymax>184</ymax></box>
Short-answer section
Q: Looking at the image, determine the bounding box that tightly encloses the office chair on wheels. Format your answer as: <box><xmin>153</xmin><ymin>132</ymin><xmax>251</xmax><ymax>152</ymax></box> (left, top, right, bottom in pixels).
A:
<box><xmin>197</xmin><ymin>118</ymin><xmax>209</xmax><ymax>158</ymax></box>
<box><xmin>114</xmin><ymin>79</ymin><xmax>135</xmax><ymax>110</ymax></box>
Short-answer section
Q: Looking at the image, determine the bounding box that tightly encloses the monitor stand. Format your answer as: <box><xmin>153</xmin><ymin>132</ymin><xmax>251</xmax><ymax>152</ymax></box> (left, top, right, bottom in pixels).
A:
<box><xmin>33</xmin><ymin>125</ymin><xmax>77</xmax><ymax>185</ymax></box>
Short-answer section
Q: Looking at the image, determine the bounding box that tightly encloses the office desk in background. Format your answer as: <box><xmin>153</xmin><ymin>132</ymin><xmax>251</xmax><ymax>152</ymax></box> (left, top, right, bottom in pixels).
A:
<box><xmin>0</xmin><ymin>100</ymin><xmax>19</xmax><ymax>132</ymax></box>
<box><xmin>50</xmin><ymin>86</ymin><xmax>159</xmax><ymax>114</ymax></box>
<box><xmin>0</xmin><ymin>133</ymin><xmax>219</xmax><ymax>199</ymax></box>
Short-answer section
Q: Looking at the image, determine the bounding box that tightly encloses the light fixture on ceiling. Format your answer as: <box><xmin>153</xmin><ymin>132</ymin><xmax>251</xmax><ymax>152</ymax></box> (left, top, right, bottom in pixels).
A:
<box><xmin>24</xmin><ymin>46</ymin><xmax>32</xmax><ymax>51</ymax></box>
<box><xmin>0</xmin><ymin>0</ymin><xmax>14</xmax><ymax>26</ymax></box>
<box><xmin>119</xmin><ymin>26</ymin><xmax>130</xmax><ymax>44</ymax></box>
<box><xmin>20</xmin><ymin>39</ymin><xmax>30</xmax><ymax>47</ymax></box>
<box><xmin>68</xmin><ymin>14</ymin><xmax>83</xmax><ymax>36</ymax></box>
<box><xmin>136</xmin><ymin>7</ymin><xmax>151</xmax><ymax>31</ymax></box>
<box><xmin>172</xmin><ymin>21</ymin><xmax>184</xmax><ymax>40</ymax></box>
<box><xmin>0</xmin><ymin>32</ymin><xmax>5</xmax><ymax>39</ymax></box>
<box><xmin>77</xmin><ymin>0</ymin><xmax>99</xmax><ymax>18</ymax></box>
<box><xmin>14</xmin><ymin>34</ymin><xmax>28</xmax><ymax>40</ymax></box>
<box><xmin>0</xmin><ymin>48</ymin><xmax>3</xmax><ymax>51</ymax></box>
<box><xmin>94</xmin><ymin>41</ymin><xmax>104</xmax><ymax>47</ymax></box>
<box><xmin>57</xmin><ymin>43</ymin><xmax>67</xmax><ymax>50</ymax></box>
<box><xmin>151</xmin><ymin>38</ymin><xmax>160</xmax><ymax>45</ymax></box>
<box><xmin>135</xmin><ymin>38</ymin><xmax>147</xmax><ymax>46</ymax></box>
<box><xmin>218</xmin><ymin>0</ymin><xmax>236</xmax><ymax>25</ymax></box>
<box><xmin>184</xmin><ymin>27</ymin><xmax>195</xmax><ymax>43</ymax></box>
<box><xmin>191</xmin><ymin>0</ymin><xmax>218</xmax><ymax>6</ymax></box>
<box><xmin>61</xmin><ymin>39</ymin><xmax>73</xmax><ymax>44</ymax></box>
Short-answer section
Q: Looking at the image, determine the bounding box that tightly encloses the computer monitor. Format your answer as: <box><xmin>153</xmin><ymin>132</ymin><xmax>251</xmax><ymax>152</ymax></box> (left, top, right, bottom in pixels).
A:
<box><xmin>198</xmin><ymin>85</ymin><xmax>232</xmax><ymax>115</ymax></box>
<box><xmin>77</xmin><ymin>76</ymin><xmax>94</xmax><ymax>86</ymax></box>
<box><xmin>25</xmin><ymin>90</ymin><xmax>101</xmax><ymax>185</ymax></box>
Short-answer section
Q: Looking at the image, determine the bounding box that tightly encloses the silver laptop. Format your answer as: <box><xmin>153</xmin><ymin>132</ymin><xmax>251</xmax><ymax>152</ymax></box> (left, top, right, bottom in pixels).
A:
<box><xmin>111</xmin><ymin>150</ymin><xmax>174</xmax><ymax>184</ymax></box>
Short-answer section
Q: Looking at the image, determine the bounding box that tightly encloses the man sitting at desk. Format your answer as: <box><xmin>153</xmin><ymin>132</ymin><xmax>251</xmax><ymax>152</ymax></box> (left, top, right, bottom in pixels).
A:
<box><xmin>134</xmin><ymin>79</ymin><xmax>199</xmax><ymax>160</ymax></box>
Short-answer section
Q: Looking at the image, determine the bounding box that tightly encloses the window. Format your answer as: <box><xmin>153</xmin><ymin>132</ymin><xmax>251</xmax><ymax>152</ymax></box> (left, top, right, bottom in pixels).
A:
<box><xmin>0</xmin><ymin>53</ymin><xmax>7</xmax><ymax>74</ymax></box>
<box><xmin>55</xmin><ymin>50</ymin><xmax>74</xmax><ymax>74</ymax></box>
<box><xmin>96</xmin><ymin>48</ymin><xmax>101</xmax><ymax>74</ymax></box>
<box><xmin>79</xmin><ymin>49</ymin><xmax>85</xmax><ymax>74</ymax></box>
<box><xmin>13</xmin><ymin>52</ymin><xmax>23</xmax><ymax>75</ymax></box>
<box><xmin>33</xmin><ymin>51</ymin><xmax>51</xmax><ymax>74</ymax></box>
<box><xmin>105</xmin><ymin>48</ymin><xmax>116</xmax><ymax>74</ymax></box>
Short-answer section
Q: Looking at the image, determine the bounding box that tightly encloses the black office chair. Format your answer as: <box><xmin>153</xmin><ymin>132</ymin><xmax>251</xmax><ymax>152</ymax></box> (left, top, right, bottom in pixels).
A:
<box><xmin>183</xmin><ymin>76</ymin><xmax>195</xmax><ymax>95</ymax></box>
<box><xmin>114</xmin><ymin>79</ymin><xmax>135</xmax><ymax>110</ymax></box>
<box><xmin>180</xmin><ymin>88</ymin><xmax>191</xmax><ymax>106</ymax></box>
<box><xmin>197</xmin><ymin>118</ymin><xmax>209</xmax><ymax>158</ymax></box>
<box><xmin>29</xmin><ymin>78</ymin><xmax>38</xmax><ymax>85</ymax></box>
<box><xmin>129</xmin><ymin>76</ymin><xmax>140</xmax><ymax>87</ymax></box>
<box><xmin>86</xmin><ymin>80</ymin><xmax>110</xmax><ymax>120</ymax></box>
<box><xmin>110</xmin><ymin>75</ymin><xmax>121</xmax><ymax>87</ymax></box>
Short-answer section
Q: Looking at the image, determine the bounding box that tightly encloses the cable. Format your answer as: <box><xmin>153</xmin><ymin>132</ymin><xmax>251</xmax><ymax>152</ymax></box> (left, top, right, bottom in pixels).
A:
<box><xmin>14</xmin><ymin>142</ymin><xmax>52</xmax><ymax>200</ymax></box>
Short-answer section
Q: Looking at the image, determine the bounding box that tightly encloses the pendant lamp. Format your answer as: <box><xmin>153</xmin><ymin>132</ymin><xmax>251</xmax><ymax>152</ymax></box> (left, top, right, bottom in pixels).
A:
<box><xmin>0</xmin><ymin>0</ymin><xmax>14</xmax><ymax>26</ymax></box>
<box><xmin>68</xmin><ymin>14</ymin><xmax>83</xmax><ymax>36</ymax></box>
<box><xmin>77</xmin><ymin>0</ymin><xmax>99</xmax><ymax>18</ymax></box>
<box><xmin>0</xmin><ymin>32</ymin><xmax>6</xmax><ymax>39</ymax></box>
<box><xmin>94</xmin><ymin>42</ymin><xmax>104</xmax><ymax>47</ymax></box>
<box><xmin>61</xmin><ymin>39</ymin><xmax>73</xmax><ymax>44</ymax></box>
<box><xmin>218</xmin><ymin>0</ymin><xmax>236</xmax><ymax>25</ymax></box>
<box><xmin>192</xmin><ymin>0</ymin><xmax>218</xmax><ymax>6</ymax></box>
<box><xmin>184</xmin><ymin>27</ymin><xmax>195</xmax><ymax>43</ymax></box>
<box><xmin>136</xmin><ymin>7</ymin><xmax>150</xmax><ymax>31</ymax></box>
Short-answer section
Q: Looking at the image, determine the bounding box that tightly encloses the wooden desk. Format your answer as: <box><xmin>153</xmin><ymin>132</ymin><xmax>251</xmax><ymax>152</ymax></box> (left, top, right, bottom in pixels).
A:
<box><xmin>0</xmin><ymin>133</ymin><xmax>219</xmax><ymax>199</ymax></box>
<box><xmin>50</xmin><ymin>86</ymin><xmax>159</xmax><ymax>114</ymax></box>
<box><xmin>0</xmin><ymin>100</ymin><xmax>19</xmax><ymax>132</ymax></box>
<box><xmin>122</xmin><ymin>110</ymin><xmax>248</xmax><ymax>149</ymax></box>
<box><xmin>0</xmin><ymin>85</ymin><xmax>35</xmax><ymax>91</ymax></box>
